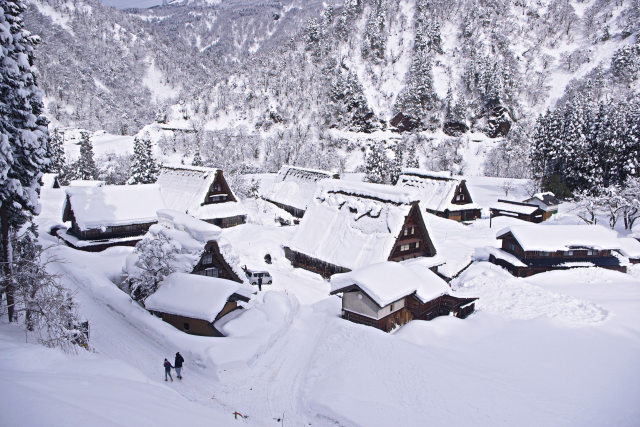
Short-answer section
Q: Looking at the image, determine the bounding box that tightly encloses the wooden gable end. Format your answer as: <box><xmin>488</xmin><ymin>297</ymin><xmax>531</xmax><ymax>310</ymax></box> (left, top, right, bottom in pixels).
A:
<box><xmin>498</xmin><ymin>232</ymin><xmax>525</xmax><ymax>257</ymax></box>
<box><xmin>191</xmin><ymin>240</ymin><xmax>242</xmax><ymax>283</ymax></box>
<box><xmin>388</xmin><ymin>202</ymin><xmax>437</xmax><ymax>262</ymax></box>
<box><xmin>62</xmin><ymin>195</ymin><xmax>81</xmax><ymax>235</ymax></box>
<box><xmin>203</xmin><ymin>170</ymin><xmax>237</xmax><ymax>205</ymax></box>
<box><xmin>451</xmin><ymin>180</ymin><xmax>473</xmax><ymax>205</ymax></box>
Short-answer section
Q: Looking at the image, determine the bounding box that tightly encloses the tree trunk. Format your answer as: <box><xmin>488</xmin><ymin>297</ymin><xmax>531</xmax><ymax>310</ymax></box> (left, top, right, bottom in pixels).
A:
<box><xmin>0</xmin><ymin>204</ymin><xmax>15</xmax><ymax>322</ymax></box>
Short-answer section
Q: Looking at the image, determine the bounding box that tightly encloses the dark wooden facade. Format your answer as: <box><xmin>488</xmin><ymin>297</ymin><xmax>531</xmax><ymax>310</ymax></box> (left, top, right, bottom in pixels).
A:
<box><xmin>285</xmin><ymin>202</ymin><xmax>437</xmax><ymax>278</ymax></box>
<box><xmin>490</xmin><ymin>232</ymin><xmax>627</xmax><ymax>277</ymax></box>
<box><xmin>343</xmin><ymin>308</ymin><xmax>413</xmax><ymax>333</ymax></box>
<box><xmin>151</xmin><ymin>300</ymin><xmax>240</xmax><ymax>337</ymax></box>
<box><xmin>192</xmin><ymin>241</ymin><xmax>243</xmax><ymax>283</ymax></box>
<box><xmin>263</xmin><ymin>199</ymin><xmax>305</xmax><ymax>219</ymax></box>
<box><xmin>203</xmin><ymin>170</ymin><xmax>237</xmax><ymax>205</ymax></box>
<box><xmin>207</xmin><ymin>215</ymin><xmax>246</xmax><ymax>228</ymax></box>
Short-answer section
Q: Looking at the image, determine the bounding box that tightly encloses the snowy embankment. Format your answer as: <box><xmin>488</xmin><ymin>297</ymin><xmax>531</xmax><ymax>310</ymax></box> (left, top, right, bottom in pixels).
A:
<box><xmin>2</xmin><ymin>182</ymin><xmax>640</xmax><ymax>426</ymax></box>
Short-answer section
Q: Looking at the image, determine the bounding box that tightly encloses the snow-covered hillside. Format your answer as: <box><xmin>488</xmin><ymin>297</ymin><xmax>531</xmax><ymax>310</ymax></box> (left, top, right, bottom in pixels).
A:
<box><xmin>3</xmin><ymin>177</ymin><xmax>640</xmax><ymax>426</ymax></box>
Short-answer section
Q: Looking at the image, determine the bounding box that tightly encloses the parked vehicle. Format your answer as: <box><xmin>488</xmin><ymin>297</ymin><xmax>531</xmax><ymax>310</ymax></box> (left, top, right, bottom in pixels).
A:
<box><xmin>245</xmin><ymin>269</ymin><xmax>273</xmax><ymax>286</ymax></box>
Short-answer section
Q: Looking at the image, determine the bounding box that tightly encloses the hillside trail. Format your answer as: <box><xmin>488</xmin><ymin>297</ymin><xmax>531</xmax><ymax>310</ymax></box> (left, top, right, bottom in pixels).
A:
<box><xmin>214</xmin><ymin>303</ymin><xmax>332</xmax><ymax>425</ymax></box>
<box><xmin>49</xmin><ymin>249</ymin><xmax>230</xmax><ymax>412</ymax></box>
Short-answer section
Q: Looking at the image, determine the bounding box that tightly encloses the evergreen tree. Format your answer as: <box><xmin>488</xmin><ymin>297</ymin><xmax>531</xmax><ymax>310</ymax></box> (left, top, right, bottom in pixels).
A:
<box><xmin>405</xmin><ymin>144</ymin><xmax>420</xmax><ymax>169</ymax></box>
<box><xmin>191</xmin><ymin>144</ymin><xmax>204</xmax><ymax>167</ymax></box>
<box><xmin>48</xmin><ymin>128</ymin><xmax>65</xmax><ymax>174</ymax></box>
<box><xmin>389</xmin><ymin>142</ymin><xmax>403</xmax><ymax>185</ymax></box>
<box><xmin>75</xmin><ymin>131</ymin><xmax>98</xmax><ymax>180</ymax></box>
<box><xmin>0</xmin><ymin>0</ymin><xmax>50</xmax><ymax>322</ymax></box>
<box><xmin>361</xmin><ymin>2</ymin><xmax>386</xmax><ymax>62</ymax></box>
<box><xmin>364</xmin><ymin>141</ymin><xmax>389</xmax><ymax>184</ymax></box>
<box><xmin>129</xmin><ymin>135</ymin><xmax>159</xmax><ymax>184</ymax></box>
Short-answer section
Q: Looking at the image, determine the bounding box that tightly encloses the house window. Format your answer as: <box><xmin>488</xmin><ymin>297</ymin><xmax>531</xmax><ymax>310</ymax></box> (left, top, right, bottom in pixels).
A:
<box><xmin>404</xmin><ymin>227</ymin><xmax>415</xmax><ymax>236</ymax></box>
<box><xmin>540</xmin><ymin>252</ymin><xmax>550</xmax><ymax>257</ymax></box>
<box><xmin>508</xmin><ymin>243</ymin><xmax>515</xmax><ymax>251</ymax></box>
<box><xmin>400</xmin><ymin>244</ymin><xmax>410</xmax><ymax>252</ymax></box>
<box><xmin>204</xmin><ymin>267</ymin><xmax>219</xmax><ymax>277</ymax></box>
<box><xmin>456</xmin><ymin>194</ymin><xmax>464</xmax><ymax>201</ymax></box>
<box><xmin>202</xmin><ymin>253</ymin><xmax>213</xmax><ymax>264</ymax></box>
<box><xmin>566</xmin><ymin>251</ymin><xmax>574</xmax><ymax>256</ymax></box>
<box><xmin>183</xmin><ymin>323</ymin><xmax>190</xmax><ymax>331</ymax></box>
<box><xmin>390</xmin><ymin>303</ymin><xmax>395</xmax><ymax>311</ymax></box>
<box><xmin>414</xmin><ymin>241</ymin><xmax>420</xmax><ymax>249</ymax></box>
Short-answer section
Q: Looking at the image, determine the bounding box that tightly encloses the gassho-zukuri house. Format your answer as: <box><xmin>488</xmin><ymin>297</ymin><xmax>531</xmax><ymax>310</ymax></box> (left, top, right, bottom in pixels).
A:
<box><xmin>330</xmin><ymin>262</ymin><xmax>477</xmax><ymax>332</ymax></box>
<box><xmin>395</xmin><ymin>168</ymin><xmax>481</xmax><ymax>222</ymax></box>
<box><xmin>284</xmin><ymin>180</ymin><xmax>442</xmax><ymax>278</ymax></box>
<box><xmin>58</xmin><ymin>165</ymin><xmax>246</xmax><ymax>251</ymax></box>
<box><xmin>123</xmin><ymin>209</ymin><xmax>249</xmax><ymax>288</ymax></box>
<box><xmin>144</xmin><ymin>272</ymin><xmax>254</xmax><ymax>337</ymax></box>
<box><xmin>261</xmin><ymin>165</ymin><xmax>339</xmax><ymax>218</ymax></box>
<box><xmin>487</xmin><ymin>224</ymin><xmax>633</xmax><ymax>277</ymax></box>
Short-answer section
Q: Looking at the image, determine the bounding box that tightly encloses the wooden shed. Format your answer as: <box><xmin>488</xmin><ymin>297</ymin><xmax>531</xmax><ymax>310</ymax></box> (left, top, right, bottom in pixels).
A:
<box><xmin>330</xmin><ymin>262</ymin><xmax>477</xmax><ymax>332</ymax></box>
<box><xmin>489</xmin><ymin>200</ymin><xmax>546</xmax><ymax>226</ymax></box>
<box><xmin>488</xmin><ymin>224</ymin><xmax>628</xmax><ymax>277</ymax></box>
<box><xmin>284</xmin><ymin>180</ymin><xmax>441</xmax><ymax>278</ymax></box>
<box><xmin>145</xmin><ymin>273</ymin><xmax>254</xmax><ymax>337</ymax></box>
<box><xmin>396</xmin><ymin>169</ymin><xmax>481</xmax><ymax>222</ymax></box>
<box><xmin>523</xmin><ymin>192</ymin><xmax>560</xmax><ymax>220</ymax></box>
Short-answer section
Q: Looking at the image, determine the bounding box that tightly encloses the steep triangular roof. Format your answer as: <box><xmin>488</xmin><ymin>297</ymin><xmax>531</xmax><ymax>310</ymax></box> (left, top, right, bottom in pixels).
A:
<box><xmin>157</xmin><ymin>165</ymin><xmax>245</xmax><ymax>221</ymax></box>
<box><xmin>396</xmin><ymin>168</ymin><xmax>478</xmax><ymax>212</ymax></box>
<box><xmin>288</xmin><ymin>180</ymin><xmax>438</xmax><ymax>270</ymax></box>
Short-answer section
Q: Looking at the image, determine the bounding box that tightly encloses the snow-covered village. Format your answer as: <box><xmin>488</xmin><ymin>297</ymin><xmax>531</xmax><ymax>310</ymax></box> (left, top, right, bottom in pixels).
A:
<box><xmin>1</xmin><ymin>0</ymin><xmax>640</xmax><ymax>426</ymax></box>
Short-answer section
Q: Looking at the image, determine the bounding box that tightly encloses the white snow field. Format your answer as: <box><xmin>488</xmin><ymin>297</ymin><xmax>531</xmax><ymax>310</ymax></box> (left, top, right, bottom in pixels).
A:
<box><xmin>1</xmin><ymin>178</ymin><xmax>640</xmax><ymax>426</ymax></box>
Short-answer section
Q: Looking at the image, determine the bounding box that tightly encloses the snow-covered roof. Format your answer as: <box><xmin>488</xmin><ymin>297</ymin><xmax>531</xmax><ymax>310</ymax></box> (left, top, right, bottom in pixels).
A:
<box><xmin>524</xmin><ymin>192</ymin><xmax>560</xmax><ymax>207</ymax></box>
<box><xmin>157</xmin><ymin>209</ymin><xmax>221</xmax><ymax>243</ymax></box>
<box><xmin>145</xmin><ymin>273</ymin><xmax>253</xmax><ymax>322</ymax></box>
<box><xmin>288</xmin><ymin>180</ymin><xmax>429</xmax><ymax>270</ymax></box>
<box><xmin>68</xmin><ymin>180</ymin><xmax>105</xmax><ymax>187</ymax></box>
<box><xmin>490</xmin><ymin>200</ymin><xmax>541</xmax><ymax>215</ymax></box>
<box><xmin>261</xmin><ymin>165</ymin><xmax>336</xmax><ymax>211</ymax></box>
<box><xmin>156</xmin><ymin>164</ymin><xmax>245</xmax><ymax>219</ymax></box>
<box><xmin>330</xmin><ymin>262</ymin><xmax>451</xmax><ymax>307</ymax></box>
<box><xmin>64</xmin><ymin>185</ymin><xmax>164</xmax><ymax>230</ymax></box>
<box><xmin>497</xmin><ymin>225</ymin><xmax>623</xmax><ymax>252</ymax></box>
<box><xmin>396</xmin><ymin>168</ymin><xmax>478</xmax><ymax>212</ymax></box>
<box><xmin>616</xmin><ymin>238</ymin><xmax>640</xmax><ymax>259</ymax></box>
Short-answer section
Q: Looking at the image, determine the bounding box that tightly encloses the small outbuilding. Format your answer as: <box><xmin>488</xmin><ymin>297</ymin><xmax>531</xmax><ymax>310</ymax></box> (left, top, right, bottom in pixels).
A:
<box><xmin>489</xmin><ymin>200</ymin><xmax>546</xmax><ymax>225</ymax></box>
<box><xmin>330</xmin><ymin>262</ymin><xmax>477</xmax><ymax>332</ymax></box>
<box><xmin>523</xmin><ymin>192</ymin><xmax>560</xmax><ymax>220</ymax></box>
<box><xmin>261</xmin><ymin>165</ymin><xmax>339</xmax><ymax>218</ymax></box>
<box><xmin>395</xmin><ymin>169</ymin><xmax>481</xmax><ymax>222</ymax></box>
<box><xmin>145</xmin><ymin>273</ymin><xmax>254</xmax><ymax>336</ymax></box>
<box><xmin>488</xmin><ymin>224</ymin><xmax>628</xmax><ymax>277</ymax></box>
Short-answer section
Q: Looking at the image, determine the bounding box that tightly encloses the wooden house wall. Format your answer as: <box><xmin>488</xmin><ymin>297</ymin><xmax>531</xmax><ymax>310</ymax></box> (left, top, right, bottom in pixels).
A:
<box><xmin>263</xmin><ymin>199</ymin><xmax>305</xmax><ymax>218</ymax></box>
<box><xmin>342</xmin><ymin>308</ymin><xmax>413</xmax><ymax>333</ymax></box>
<box><xmin>207</xmin><ymin>215</ymin><xmax>246</xmax><ymax>229</ymax></box>
<box><xmin>151</xmin><ymin>301</ymin><xmax>238</xmax><ymax>337</ymax></box>
<box><xmin>203</xmin><ymin>170</ymin><xmax>237</xmax><ymax>205</ymax></box>
<box><xmin>342</xmin><ymin>291</ymin><xmax>383</xmax><ymax>319</ymax></box>
<box><xmin>284</xmin><ymin>247</ymin><xmax>350</xmax><ymax>279</ymax></box>
<box><xmin>389</xmin><ymin>203</ymin><xmax>436</xmax><ymax>262</ymax></box>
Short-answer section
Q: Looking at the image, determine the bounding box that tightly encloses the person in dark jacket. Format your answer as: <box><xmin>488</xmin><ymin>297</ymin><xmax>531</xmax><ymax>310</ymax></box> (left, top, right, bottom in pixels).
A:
<box><xmin>164</xmin><ymin>358</ymin><xmax>173</xmax><ymax>382</ymax></box>
<box><xmin>257</xmin><ymin>276</ymin><xmax>263</xmax><ymax>292</ymax></box>
<box><xmin>174</xmin><ymin>352</ymin><xmax>184</xmax><ymax>380</ymax></box>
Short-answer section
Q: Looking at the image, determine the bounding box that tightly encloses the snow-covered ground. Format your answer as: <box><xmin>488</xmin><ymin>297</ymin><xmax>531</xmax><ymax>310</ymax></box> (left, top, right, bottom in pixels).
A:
<box><xmin>2</xmin><ymin>178</ymin><xmax>640</xmax><ymax>426</ymax></box>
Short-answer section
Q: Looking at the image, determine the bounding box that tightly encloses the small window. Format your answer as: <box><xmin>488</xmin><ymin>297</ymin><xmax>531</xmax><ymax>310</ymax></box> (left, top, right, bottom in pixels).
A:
<box><xmin>202</xmin><ymin>253</ymin><xmax>213</xmax><ymax>264</ymax></box>
<box><xmin>566</xmin><ymin>251</ymin><xmax>574</xmax><ymax>256</ymax></box>
<box><xmin>204</xmin><ymin>267</ymin><xmax>219</xmax><ymax>277</ymax></box>
<box><xmin>400</xmin><ymin>244</ymin><xmax>410</xmax><ymax>252</ymax></box>
<box><xmin>456</xmin><ymin>194</ymin><xmax>464</xmax><ymax>201</ymax></box>
<box><xmin>183</xmin><ymin>323</ymin><xmax>190</xmax><ymax>331</ymax></box>
<box><xmin>411</xmin><ymin>227</ymin><xmax>415</xmax><ymax>235</ymax></box>
<box><xmin>415</xmin><ymin>241</ymin><xmax>420</xmax><ymax>249</ymax></box>
<box><xmin>404</xmin><ymin>228</ymin><xmax>408</xmax><ymax>236</ymax></box>
<box><xmin>390</xmin><ymin>303</ymin><xmax>395</xmax><ymax>311</ymax></box>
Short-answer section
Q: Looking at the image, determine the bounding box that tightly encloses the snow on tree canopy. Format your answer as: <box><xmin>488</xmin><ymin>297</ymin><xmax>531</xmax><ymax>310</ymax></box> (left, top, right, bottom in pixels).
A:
<box><xmin>144</xmin><ymin>273</ymin><xmax>253</xmax><ymax>323</ymax></box>
<box><xmin>261</xmin><ymin>165</ymin><xmax>337</xmax><ymax>212</ymax></box>
<box><xmin>396</xmin><ymin>168</ymin><xmax>479</xmax><ymax>213</ymax></box>
<box><xmin>497</xmin><ymin>225</ymin><xmax>625</xmax><ymax>252</ymax></box>
<box><xmin>63</xmin><ymin>184</ymin><xmax>164</xmax><ymax>230</ymax></box>
<box><xmin>330</xmin><ymin>262</ymin><xmax>451</xmax><ymax>308</ymax></box>
<box><xmin>156</xmin><ymin>164</ymin><xmax>246</xmax><ymax>221</ymax></box>
<box><xmin>288</xmin><ymin>180</ymin><xmax>435</xmax><ymax>271</ymax></box>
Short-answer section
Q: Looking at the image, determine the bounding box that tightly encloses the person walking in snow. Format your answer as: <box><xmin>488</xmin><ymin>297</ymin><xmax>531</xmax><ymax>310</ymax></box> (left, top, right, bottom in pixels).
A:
<box><xmin>174</xmin><ymin>352</ymin><xmax>184</xmax><ymax>380</ymax></box>
<box><xmin>257</xmin><ymin>276</ymin><xmax>263</xmax><ymax>292</ymax></box>
<box><xmin>164</xmin><ymin>358</ymin><xmax>174</xmax><ymax>382</ymax></box>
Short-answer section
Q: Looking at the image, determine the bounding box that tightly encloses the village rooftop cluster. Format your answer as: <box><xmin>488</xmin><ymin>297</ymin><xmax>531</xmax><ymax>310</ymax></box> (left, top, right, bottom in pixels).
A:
<box><xmin>49</xmin><ymin>164</ymin><xmax>640</xmax><ymax>335</ymax></box>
